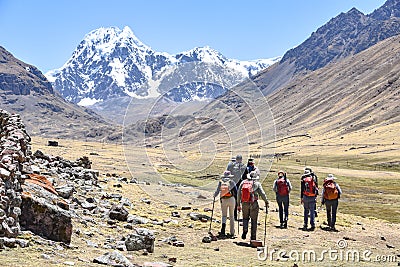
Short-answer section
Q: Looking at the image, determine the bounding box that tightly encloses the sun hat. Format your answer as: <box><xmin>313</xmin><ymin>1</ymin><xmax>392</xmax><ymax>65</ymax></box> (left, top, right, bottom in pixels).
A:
<box><xmin>303</xmin><ymin>169</ymin><xmax>312</xmax><ymax>177</ymax></box>
<box><xmin>247</xmin><ymin>170</ymin><xmax>259</xmax><ymax>180</ymax></box>
<box><xmin>221</xmin><ymin>170</ymin><xmax>234</xmax><ymax>178</ymax></box>
<box><xmin>326</xmin><ymin>174</ymin><xmax>336</xmax><ymax>180</ymax></box>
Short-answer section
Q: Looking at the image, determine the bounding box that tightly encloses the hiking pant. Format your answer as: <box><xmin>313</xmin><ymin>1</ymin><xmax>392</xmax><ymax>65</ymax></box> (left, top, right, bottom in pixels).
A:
<box><xmin>325</xmin><ymin>199</ymin><xmax>339</xmax><ymax>228</ymax></box>
<box><xmin>220</xmin><ymin>196</ymin><xmax>235</xmax><ymax>235</ymax></box>
<box><xmin>234</xmin><ymin>179</ymin><xmax>242</xmax><ymax>220</ymax></box>
<box><xmin>302</xmin><ymin>196</ymin><xmax>316</xmax><ymax>227</ymax></box>
<box><xmin>276</xmin><ymin>195</ymin><xmax>289</xmax><ymax>223</ymax></box>
<box><xmin>242</xmin><ymin>201</ymin><xmax>259</xmax><ymax>240</ymax></box>
<box><xmin>234</xmin><ymin>195</ymin><xmax>238</xmax><ymax>221</ymax></box>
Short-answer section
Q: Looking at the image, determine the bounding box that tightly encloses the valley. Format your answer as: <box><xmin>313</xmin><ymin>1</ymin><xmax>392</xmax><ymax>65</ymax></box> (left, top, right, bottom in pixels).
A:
<box><xmin>2</xmin><ymin>133</ymin><xmax>394</xmax><ymax>267</ymax></box>
<box><xmin>1</xmin><ymin>1</ymin><xmax>400</xmax><ymax>266</ymax></box>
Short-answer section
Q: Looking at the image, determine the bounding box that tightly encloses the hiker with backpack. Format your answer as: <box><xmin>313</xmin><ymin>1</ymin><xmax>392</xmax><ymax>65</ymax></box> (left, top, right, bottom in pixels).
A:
<box><xmin>246</xmin><ymin>158</ymin><xmax>260</xmax><ymax>177</ymax></box>
<box><xmin>227</xmin><ymin>154</ymin><xmax>247</xmax><ymax>220</ymax></box>
<box><xmin>273</xmin><ymin>170</ymin><xmax>292</xmax><ymax>229</ymax></box>
<box><xmin>237</xmin><ymin>171</ymin><xmax>269</xmax><ymax>241</ymax></box>
<box><xmin>305</xmin><ymin>166</ymin><xmax>318</xmax><ymax>187</ymax></box>
<box><xmin>214</xmin><ymin>170</ymin><xmax>237</xmax><ymax>238</ymax></box>
<box><xmin>300</xmin><ymin>169</ymin><xmax>318</xmax><ymax>231</ymax></box>
<box><xmin>304</xmin><ymin>166</ymin><xmax>319</xmax><ymax>218</ymax></box>
<box><xmin>226</xmin><ymin>156</ymin><xmax>236</xmax><ymax>172</ymax></box>
<box><xmin>321</xmin><ymin>174</ymin><xmax>342</xmax><ymax>232</ymax></box>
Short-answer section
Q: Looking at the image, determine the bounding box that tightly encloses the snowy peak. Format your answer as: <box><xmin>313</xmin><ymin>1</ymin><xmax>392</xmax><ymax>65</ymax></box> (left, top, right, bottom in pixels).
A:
<box><xmin>47</xmin><ymin>26</ymin><xmax>281</xmax><ymax>105</ymax></box>
<box><xmin>67</xmin><ymin>26</ymin><xmax>154</xmax><ymax>68</ymax></box>
<box><xmin>76</xmin><ymin>26</ymin><xmax>150</xmax><ymax>56</ymax></box>
<box><xmin>175</xmin><ymin>46</ymin><xmax>227</xmax><ymax>64</ymax></box>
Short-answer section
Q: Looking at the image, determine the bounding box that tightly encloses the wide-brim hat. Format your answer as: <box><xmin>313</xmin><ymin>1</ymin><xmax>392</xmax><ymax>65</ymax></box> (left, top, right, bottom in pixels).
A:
<box><xmin>326</xmin><ymin>174</ymin><xmax>336</xmax><ymax>180</ymax></box>
<box><xmin>221</xmin><ymin>170</ymin><xmax>234</xmax><ymax>178</ymax></box>
<box><xmin>247</xmin><ymin>170</ymin><xmax>259</xmax><ymax>180</ymax></box>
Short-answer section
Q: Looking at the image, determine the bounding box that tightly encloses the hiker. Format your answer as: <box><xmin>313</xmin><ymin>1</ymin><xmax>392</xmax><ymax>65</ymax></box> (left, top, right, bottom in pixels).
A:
<box><xmin>227</xmin><ymin>154</ymin><xmax>247</xmax><ymax>220</ymax></box>
<box><xmin>273</xmin><ymin>170</ymin><xmax>292</xmax><ymax>228</ymax></box>
<box><xmin>214</xmin><ymin>170</ymin><xmax>237</xmax><ymax>238</ymax></box>
<box><xmin>226</xmin><ymin>156</ymin><xmax>236</xmax><ymax>171</ymax></box>
<box><xmin>321</xmin><ymin>174</ymin><xmax>342</xmax><ymax>231</ymax></box>
<box><xmin>237</xmin><ymin>171</ymin><xmax>269</xmax><ymax>241</ymax></box>
<box><xmin>300</xmin><ymin>169</ymin><xmax>318</xmax><ymax>231</ymax></box>
<box><xmin>246</xmin><ymin>158</ymin><xmax>260</xmax><ymax>177</ymax></box>
<box><xmin>305</xmin><ymin>166</ymin><xmax>318</xmax><ymax>187</ymax></box>
<box><xmin>305</xmin><ymin>166</ymin><xmax>319</xmax><ymax>218</ymax></box>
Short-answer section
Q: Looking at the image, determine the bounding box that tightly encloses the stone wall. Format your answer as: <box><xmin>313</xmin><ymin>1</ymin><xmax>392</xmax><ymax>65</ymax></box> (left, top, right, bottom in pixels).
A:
<box><xmin>0</xmin><ymin>109</ymin><xmax>31</xmax><ymax>238</ymax></box>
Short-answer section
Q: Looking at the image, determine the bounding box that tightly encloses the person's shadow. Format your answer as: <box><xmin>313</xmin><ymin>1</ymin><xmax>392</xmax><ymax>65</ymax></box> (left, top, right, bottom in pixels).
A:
<box><xmin>233</xmin><ymin>241</ymin><xmax>253</xmax><ymax>247</ymax></box>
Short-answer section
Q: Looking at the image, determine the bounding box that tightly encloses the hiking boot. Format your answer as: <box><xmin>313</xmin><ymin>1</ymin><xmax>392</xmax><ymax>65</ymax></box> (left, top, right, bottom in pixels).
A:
<box><xmin>301</xmin><ymin>225</ymin><xmax>308</xmax><ymax>231</ymax></box>
<box><xmin>279</xmin><ymin>222</ymin><xmax>284</xmax><ymax>229</ymax></box>
<box><xmin>226</xmin><ymin>233</ymin><xmax>235</xmax><ymax>239</ymax></box>
<box><xmin>241</xmin><ymin>231</ymin><xmax>247</xmax><ymax>240</ymax></box>
<box><xmin>220</xmin><ymin>223</ymin><xmax>226</xmax><ymax>236</ymax></box>
<box><xmin>309</xmin><ymin>226</ymin><xmax>315</xmax><ymax>231</ymax></box>
<box><xmin>283</xmin><ymin>221</ymin><xmax>288</xmax><ymax>229</ymax></box>
<box><xmin>330</xmin><ymin>226</ymin><xmax>338</xmax><ymax>232</ymax></box>
<box><xmin>320</xmin><ymin>225</ymin><xmax>329</xmax><ymax>231</ymax></box>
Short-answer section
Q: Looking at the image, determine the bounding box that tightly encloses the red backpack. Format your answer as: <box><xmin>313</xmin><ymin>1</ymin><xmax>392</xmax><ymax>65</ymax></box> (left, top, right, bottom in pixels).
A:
<box><xmin>220</xmin><ymin>180</ymin><xmax>232</xmax><ymax>198</ymax></box>
<box><xmin>323</xmin><ymin>179</ymin><xmax>338</xmax><ymax>200</ymax></box>
<box><xmin>277</xmin><ymin>178</ymin><xmax>289</xmax><ymax>196</ymax></box>
<box><xmin>241</xmin><ymin>180</ymin><xmax>255</xmax><ymax>203</ymax></box>
<box><xmin>303</xmin><ymin>176</ymin><xmax>317</xmax><ymax>197</ymax></box>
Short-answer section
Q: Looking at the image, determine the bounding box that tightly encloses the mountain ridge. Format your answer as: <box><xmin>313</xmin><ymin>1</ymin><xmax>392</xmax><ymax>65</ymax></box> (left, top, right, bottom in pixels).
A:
<box><xmin>46</xmin><ymin>26</ymin><xmax>280</xmax><ymax>106</ymax></box>
<box><xmin>256</xmin><ymin>0</ymin><xmax>400</xmax><ymax>96</ymax></box>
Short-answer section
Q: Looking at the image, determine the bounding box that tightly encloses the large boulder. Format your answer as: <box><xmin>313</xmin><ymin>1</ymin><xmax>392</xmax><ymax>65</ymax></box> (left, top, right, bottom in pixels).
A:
<box><xmin>124</xmin><ymin>228</ymin><xmax>155</xmax><ymax>253</ymax></box>
<box><xmin>109</xmin><ymin>204</ymin><xmax>129</xmax><ymax>221</ymax></box>
<box><xmin>19</xmin><ymin>182</ymin><xmax>72</xmax><ymax>243</ymax></box>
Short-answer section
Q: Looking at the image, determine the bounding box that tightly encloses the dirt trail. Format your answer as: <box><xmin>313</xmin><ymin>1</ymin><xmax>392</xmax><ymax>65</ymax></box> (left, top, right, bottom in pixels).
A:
<box><xmin>285</xmin><ymin>165</ymin><xmax>400</xmax><ymax>179</ymax></box>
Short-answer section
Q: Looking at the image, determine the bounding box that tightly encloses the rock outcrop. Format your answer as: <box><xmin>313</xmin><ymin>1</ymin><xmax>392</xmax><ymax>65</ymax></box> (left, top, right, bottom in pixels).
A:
<box><xmin>0</xmin><ymin>46</ymin><xmax>54</xmax><ymax>96</ymax></box>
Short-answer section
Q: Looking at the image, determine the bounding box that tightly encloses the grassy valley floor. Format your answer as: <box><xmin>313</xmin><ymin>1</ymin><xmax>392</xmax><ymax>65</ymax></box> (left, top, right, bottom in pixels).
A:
<box><xmin>0</xmin><ymin>135</ymin><xmax>397</xmax><ymax>266</ymax></box>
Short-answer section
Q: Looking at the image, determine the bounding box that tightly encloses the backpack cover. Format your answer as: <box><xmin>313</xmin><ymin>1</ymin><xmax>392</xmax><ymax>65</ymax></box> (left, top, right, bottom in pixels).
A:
<box><xmin>277</xmin><ymin>178</ymin><xmax>289</xmax><ymax>196</ymax></box>
<box><xmin>241</xmin><ymin>180</ymin><xmax>254</xmax><ymax>202</ymax></box>
<box><xmin>303</xmin><ymin>176</ymin><xmax>317</xmax><ymax>197</ymax></box>
<box><xmin>220</xmin><ymin>180</ymin><xmax>232</xmax><ymax>198</ymax></box>
<box><xmin>323</xmin><ymin>179</ymin><xmax>338</xmax><ymax>200</ymax></box>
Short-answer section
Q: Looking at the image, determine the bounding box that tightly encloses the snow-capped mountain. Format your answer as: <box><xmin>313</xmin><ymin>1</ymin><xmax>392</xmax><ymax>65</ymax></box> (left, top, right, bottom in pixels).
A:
<box><xmin>46</xmin><ymin>26</ymin><xmax>280</xmax><ymax>106</ymax></box>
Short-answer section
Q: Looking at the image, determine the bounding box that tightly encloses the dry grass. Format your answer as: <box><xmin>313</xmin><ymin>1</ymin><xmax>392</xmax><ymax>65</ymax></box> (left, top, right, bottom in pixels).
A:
<box><xmin>1</xmin><ymin>135</ymin><xmax>395</xmax><ymax>267</ymax></box>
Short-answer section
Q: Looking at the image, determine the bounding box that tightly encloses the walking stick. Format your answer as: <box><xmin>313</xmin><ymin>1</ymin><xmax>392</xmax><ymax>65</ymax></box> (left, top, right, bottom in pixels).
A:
<box><xmin>237</xmin><ymin>209</ymin><xmax>240</xmax><ymax>236</ymax></box>
<box><xmin>263</xmin><ymin>212</ymin><xmax>267</xmax><ymax>247</ymax></box>
<box><xmin>208</xmin><ymin>195</ymin><xmax>216</xmax><ymax>234</ymax></box>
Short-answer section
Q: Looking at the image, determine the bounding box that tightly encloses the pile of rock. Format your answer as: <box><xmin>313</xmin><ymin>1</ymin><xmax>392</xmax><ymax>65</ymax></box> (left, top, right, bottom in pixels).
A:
<box><xmin>0</xmin><ymin>109</ymin><xmax>98</xmax><ymax>245</ymax></box>
<box><xmin>0</xmin><ymin>109</ymin><xmax>31</xmax><ymax>239</ymax></box>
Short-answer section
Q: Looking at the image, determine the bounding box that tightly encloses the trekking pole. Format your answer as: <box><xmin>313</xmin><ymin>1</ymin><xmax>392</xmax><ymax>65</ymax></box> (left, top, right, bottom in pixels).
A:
<box><xmin>209</xmin><ymin>195</ymin><xmax>216</xmax><ymax>234</ymax></box>
<box><xmin>263</xmin><ymin>211</ymin><xmax>267</xmax><ymax>247</ymax></box>
<box><xmin>237</xmin><ymin>210</ymin><xmax>240</xmax><ymax>236</ymax></box>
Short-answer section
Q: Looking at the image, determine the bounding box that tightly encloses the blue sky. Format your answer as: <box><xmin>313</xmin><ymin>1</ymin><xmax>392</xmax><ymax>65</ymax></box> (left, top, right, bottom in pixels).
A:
<box><xmin>0</xmin><ymin>0</ymin><xmax>386</xmax><ymax>73</ymax></box>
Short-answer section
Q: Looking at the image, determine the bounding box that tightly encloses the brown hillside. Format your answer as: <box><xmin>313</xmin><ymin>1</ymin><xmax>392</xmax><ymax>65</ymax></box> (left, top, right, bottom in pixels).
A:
<box><xmin>268</xmin><ymin>34</ymin><xmax>400</xmax><ymax>138</ymax></box>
